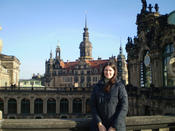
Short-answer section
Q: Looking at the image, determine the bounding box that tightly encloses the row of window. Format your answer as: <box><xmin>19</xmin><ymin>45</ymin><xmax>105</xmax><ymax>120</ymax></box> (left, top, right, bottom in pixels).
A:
<box><xmin>61</xmin><ymin>76</ymin><xmax>98</xmax><ymax>83</ymax></box>
<box><xmin>49</xmin><ymin>69</ymin><xmax>101</xmax><ymax>76</ymax></box>
<box><xmin>0</xmin><ymin>98</ymin><xmax>90</xmax><ymax>114</ymax></box>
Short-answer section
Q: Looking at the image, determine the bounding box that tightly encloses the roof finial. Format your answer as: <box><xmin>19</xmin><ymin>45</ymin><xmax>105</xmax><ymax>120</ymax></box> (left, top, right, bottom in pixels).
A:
<box><xmin>154</xmin><ymin>3</ymin><xmax>159</xmax><ymax>13</ymax></box>
<box><xmin>57</xmin><ymin>40</ymin><xmax>60</xmax><ymax>47</ymax></box>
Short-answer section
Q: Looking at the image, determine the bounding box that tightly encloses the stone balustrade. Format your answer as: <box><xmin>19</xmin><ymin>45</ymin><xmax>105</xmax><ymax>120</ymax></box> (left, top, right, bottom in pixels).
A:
<box><xmin>0</xmin><ymin>115</ymin><xmax>175</xmax><ymax>131</ymax></box>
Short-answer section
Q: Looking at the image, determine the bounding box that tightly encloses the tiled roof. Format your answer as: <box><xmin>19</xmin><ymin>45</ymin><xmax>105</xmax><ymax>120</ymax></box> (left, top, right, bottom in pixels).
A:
<box><xmin>61</xmin><ymin>59</ymin><xmax>109</xmax><ymax>69</ymax></box>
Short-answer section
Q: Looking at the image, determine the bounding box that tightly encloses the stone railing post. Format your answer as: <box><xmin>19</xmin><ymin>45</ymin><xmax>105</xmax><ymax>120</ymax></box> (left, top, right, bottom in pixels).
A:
<box><xmin>0</xmin><ymin>110</ymin><xmax>2</xmax><ymax>119</ymax></box>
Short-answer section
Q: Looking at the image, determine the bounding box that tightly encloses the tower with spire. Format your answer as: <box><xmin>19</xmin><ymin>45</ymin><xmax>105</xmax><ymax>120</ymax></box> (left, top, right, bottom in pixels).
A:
<box><xmin>56</xmin><ymin>41</ymin><xmax>61</xmax><ymax>61</ymax></box>
<box><xmin>79</xmin><ymin>15</ymin><xmax>93</xmax><ymax>60</ymax></box>
<box><xmin>117</xmin><ymin>44</ymin><xmax>128</xmax><ymax>85</ymax></box>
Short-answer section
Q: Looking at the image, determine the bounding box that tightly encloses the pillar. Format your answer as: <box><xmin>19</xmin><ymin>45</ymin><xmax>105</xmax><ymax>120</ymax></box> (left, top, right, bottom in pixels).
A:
<box><xmin>17</xmin><ymin>98</ymin><xmax>21</xmax><ymax>114</ymax></box>
<box><xmin>43</xmin><ymin>98</ymin><xmax>47</xmax><ymax>114</ymax></box>
<box><xmin>69</xmin><ymin>98</ymin><xmax>73</xmax><ymax>114</ymax></box>
<box><xmin>4</xmin><ymin>97</ymin><xmax>8</xmax><ymax>115</ymax></box>
<box><xmin>56</xmin><ymin>97</ymin><xmax>60</xmax><ymax>114</ymax></box>
<box><xmin>82</xmin><ymin>97</ymin><xmax>86</xmax><ymax>114</ymax></box>
<box><xmin>30</xmin><ymin>97</ymin><xmax>34</xmax><ymax>114</ymax></box>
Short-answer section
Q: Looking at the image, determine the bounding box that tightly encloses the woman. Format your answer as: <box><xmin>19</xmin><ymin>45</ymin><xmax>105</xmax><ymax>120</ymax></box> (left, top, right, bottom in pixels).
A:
<box><xmin>90</xmin><ymin>62</ymin><xmax>128</xmax><ymax>131</ymax></box>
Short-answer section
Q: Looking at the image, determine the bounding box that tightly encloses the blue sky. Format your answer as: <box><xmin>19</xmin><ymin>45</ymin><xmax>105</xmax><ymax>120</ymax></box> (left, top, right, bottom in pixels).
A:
<box><xmin>0</xmin><ymin>0</ymin><xmax>174</xmax><ymax>79</ymax></box>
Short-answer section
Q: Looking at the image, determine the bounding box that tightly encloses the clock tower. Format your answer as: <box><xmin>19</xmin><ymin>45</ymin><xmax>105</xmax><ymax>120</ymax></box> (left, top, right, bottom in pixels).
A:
<box><xmin>79</xmin><ymin>16</ymin><xmax>93</xmax><ymax>60</ymax></box>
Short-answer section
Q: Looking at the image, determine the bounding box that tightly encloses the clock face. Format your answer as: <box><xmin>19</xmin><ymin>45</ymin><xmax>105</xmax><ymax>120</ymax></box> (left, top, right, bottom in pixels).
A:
<box><xmin>168</xmin><ymin>11</ymin><xmax>175</xmax><ymax>25</ymax></box>
<box><xmin>168</xmin><ymin>57</ymin><xmax>175</xmax><ymax>76</ymax></box>
<box><xmin>144</xmin><ymin>54</ymin><xmax>150</xmax><ymax>67</ymax></box>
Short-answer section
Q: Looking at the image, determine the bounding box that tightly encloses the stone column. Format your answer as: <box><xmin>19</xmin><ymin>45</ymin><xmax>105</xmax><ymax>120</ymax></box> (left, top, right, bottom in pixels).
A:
<box><xmin>30</xmin><ymin>97</ymin><xmax>34</xmax><ymax>114</ymax></box>
<box><xmin>17</xmin><ymin>97</ymin><xmax>21</xmax><ymax>114</ymax></box>
<box><xmin>4</xmin><ymin>97</ymin><xmax>8</xmax><ymax>115</ymax></box>
<box><xmin>153</xmin><ymin>58</ymin><xmax>163</xmax><ymax>87</ymax></box>
<box><xmin>69</xmin><ymin>98</ymin><xmax>73</xmax><ymax>114</ymax></box>
<box><xmin>43</xmin><ymin>98</ymin><xmax>47</xmax><ymax>114</ymax></box>
<box><xmin>82</xmin><ymin>97</ymin><xmax>86</xmax><ymax>114</ymax></box>
<box><xmin>56</xmin><ymin>97</ymin><xmax>60</xmax><ymax>114</ymax></box>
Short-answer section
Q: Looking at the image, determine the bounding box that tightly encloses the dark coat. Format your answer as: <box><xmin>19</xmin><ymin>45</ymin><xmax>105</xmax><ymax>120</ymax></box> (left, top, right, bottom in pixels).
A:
<box><xmin>90</xmin><ymin>79</ymin><xmax>128</xmax><ymax>131</ymax></box>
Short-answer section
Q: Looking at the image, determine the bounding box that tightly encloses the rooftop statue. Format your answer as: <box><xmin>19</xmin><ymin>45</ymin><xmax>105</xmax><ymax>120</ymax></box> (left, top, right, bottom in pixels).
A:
<box><xmin>141</xmin><ymin>0</ymin><xmax>147</xmax><ymax>12</ymax></box>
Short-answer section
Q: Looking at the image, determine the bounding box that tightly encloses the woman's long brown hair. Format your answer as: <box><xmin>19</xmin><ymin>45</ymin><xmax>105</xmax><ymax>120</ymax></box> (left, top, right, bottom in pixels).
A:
<box><xmin>101</xmin><ymin>62</ymin><xmax>117</xmax><ymax>92</ymax></box>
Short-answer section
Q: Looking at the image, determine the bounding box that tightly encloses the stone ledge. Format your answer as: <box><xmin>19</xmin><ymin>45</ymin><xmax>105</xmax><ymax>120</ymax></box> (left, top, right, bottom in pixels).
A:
<box><xmin>0</xmin><ymin>116</ymin><xmax>175</xmax><ymax>130</ymax></box>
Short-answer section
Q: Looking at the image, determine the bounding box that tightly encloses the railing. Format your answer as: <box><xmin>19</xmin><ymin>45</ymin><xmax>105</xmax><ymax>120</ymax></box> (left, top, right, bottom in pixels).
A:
<box><xmin>0</xmin><ymin>116</ymin><xmax>175</xmax><ymax>131</ymax></box>
<box><xmin>0</xmin><ymin>86</ymin><xmax>93</xmax><ymax>92</ymax></box>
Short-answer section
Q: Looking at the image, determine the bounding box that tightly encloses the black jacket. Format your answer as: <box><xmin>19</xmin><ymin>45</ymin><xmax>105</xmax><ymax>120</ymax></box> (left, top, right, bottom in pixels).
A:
<box><xmin>90</xmin><ymin>79</ymin><xmax>128</xmax><ymax>131</ymax></box>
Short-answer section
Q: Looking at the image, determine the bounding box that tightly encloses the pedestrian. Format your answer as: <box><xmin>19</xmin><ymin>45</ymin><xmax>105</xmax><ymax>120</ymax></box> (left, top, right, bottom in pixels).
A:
<box><xmin>90</xmin><ymin>62</ymin><xmax>128</xmax><ymax>131</ymax></box>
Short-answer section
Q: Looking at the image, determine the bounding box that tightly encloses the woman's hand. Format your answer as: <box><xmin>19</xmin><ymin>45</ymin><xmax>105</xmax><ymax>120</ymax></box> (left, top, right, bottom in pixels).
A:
<box><xmin>108</xmin><ymin>127</ymin><xmax>116</xmax><ymax>131</ymax></box>
<box><xmin>98</xmin><ymin>122</ymin><xmax>107</xmax><ymax>131</ymax></box>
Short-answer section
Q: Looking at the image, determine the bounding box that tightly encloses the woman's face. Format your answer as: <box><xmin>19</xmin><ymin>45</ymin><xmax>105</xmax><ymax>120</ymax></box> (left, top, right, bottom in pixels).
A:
<box><xmin>104</xmin><ymin>66</ymin><xmax>115</xmax><ymax>79</ymax></box>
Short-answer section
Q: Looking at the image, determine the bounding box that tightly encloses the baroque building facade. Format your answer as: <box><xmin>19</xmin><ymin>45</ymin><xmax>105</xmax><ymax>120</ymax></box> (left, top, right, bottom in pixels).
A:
<box><xmin>125</xmin><ymin>0</ymin><xmax>175</xmax><ymax>116</ymax></box>
<box><xmin>44</xmin><ymin>19</ymin><xmax>128</xmax><ymax>88</ymax></box>
<box><xmin>0</xmin><ymin>26</ymin><xmax>20</xmax><ymax>87</ymax></box>
<box><xmin>126</xmin><ymin>0</ymin><xmax>175</xmax><ymax>88</ymax></box>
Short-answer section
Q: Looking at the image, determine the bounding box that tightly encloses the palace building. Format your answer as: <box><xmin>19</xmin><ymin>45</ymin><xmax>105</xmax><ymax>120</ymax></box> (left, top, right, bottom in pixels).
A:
<box><xmin>0</xmin><ymin>19</ymin><xmax>128</xmax><ymax>119</ymax></box>
<box><xmin>44</xmin><ymin>19</ymin><xmax>128</xmax><ymax>88</ymax></box>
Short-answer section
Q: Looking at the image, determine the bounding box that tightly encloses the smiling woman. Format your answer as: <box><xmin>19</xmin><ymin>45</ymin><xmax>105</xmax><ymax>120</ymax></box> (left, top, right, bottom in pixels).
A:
<box><xmin>90</xmin><ymin>62</ymin><xmax>128</xmax><ymax>131</ymax></box>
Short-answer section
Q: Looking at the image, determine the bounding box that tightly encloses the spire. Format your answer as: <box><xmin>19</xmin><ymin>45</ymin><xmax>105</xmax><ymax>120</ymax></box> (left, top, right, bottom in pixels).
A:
<box><xmin>79</xmin><ymin>15</ymin><xmax>93</xmax><ymax>60</ymax></box>
<box><xmin>120</xmin><ymin>39</ymin><xmax>123</xmax><ymax>55</ymax></box>
<box><xmin>85</xmin><ymin>13</ymin><xmax>87</xmax><ymax>29</ymax></box>
<box><xmin>83</xmin><ymin>14</ymin><xmax>89</xmax><ymax>41</ymax></box>
<box><xmin>50</xmin><ymin>50</ymin><xmax>52</xmax><ymax>59</ymax></box>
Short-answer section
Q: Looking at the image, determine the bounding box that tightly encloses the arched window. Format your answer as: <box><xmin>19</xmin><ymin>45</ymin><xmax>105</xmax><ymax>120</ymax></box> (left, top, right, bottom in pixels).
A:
<box><xmin>86</xmin><ymin>99</ymin><xmax>91</xmax><ymax>113</ymax></box>
<box><xmin>0</xmin><ymin>98</ymin><xmax>4</xmax><ymax>112</ymax></box>
<box><xmin>140</xmin><ymin>50</ymin><xmax>152</xmax><ymax>87</ymax></box>
<box><xmin>60</xmin><ymin>98</ymin><xmax>68</xmax><ymax>113</ymax></box>
<box><xmin>73</xmin><ymin>98</ymin><xmax>82</xmax><ymax>113</ymax></box>
<box><xmin>47</xmin><ymin>98</ymin><xmax>56</xmax><ymax>114</ymax></box>
<box><xmin>8</xmin><ymin>98</ymin><xmax>17</xmax><ymax>114</ymax></box>
<box><xmin>163</xmin><ymin>44</ymin><xmax>175</xmax><ymax>87</ymax></box>
<box><xmin>21</xmin><ymin>98</ymin><xmax>30</xmax><ymax>114</ymax></box>
<box><xmin>34</xmin><ymin>98</ymin><xmax>43</xmax><ymax>114</ymax></box>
